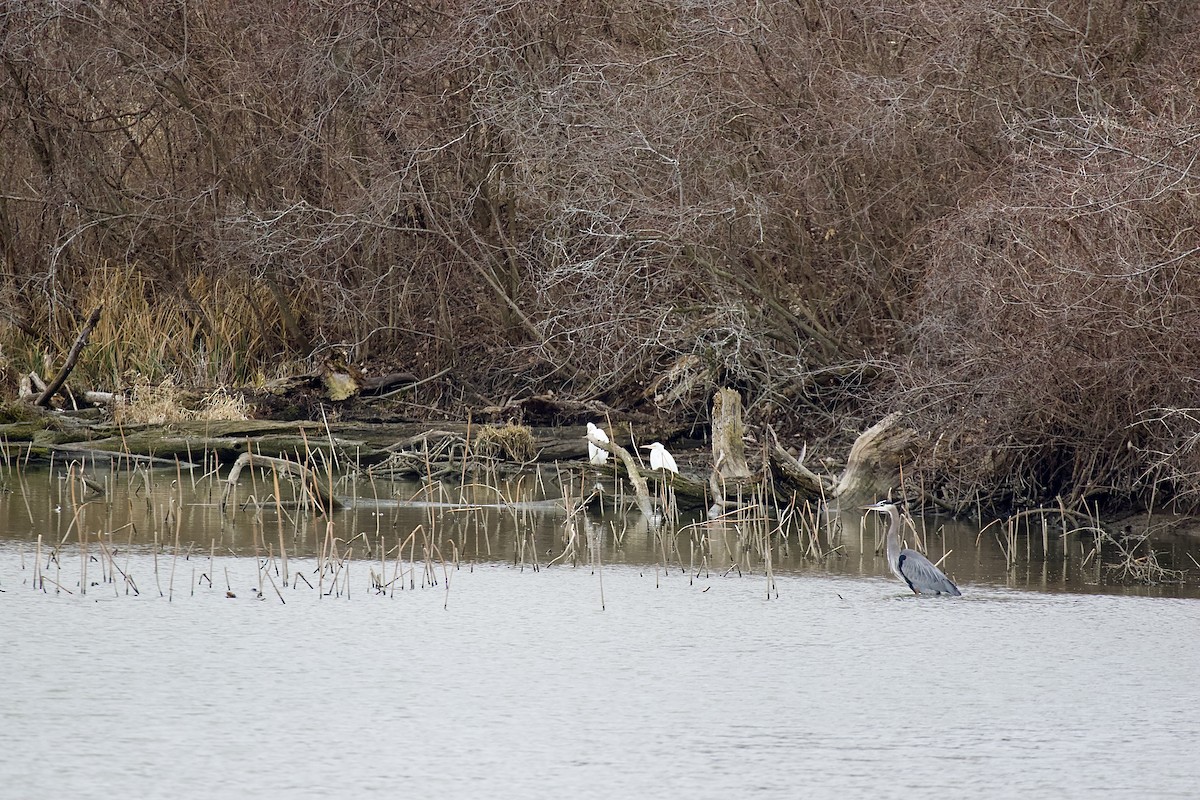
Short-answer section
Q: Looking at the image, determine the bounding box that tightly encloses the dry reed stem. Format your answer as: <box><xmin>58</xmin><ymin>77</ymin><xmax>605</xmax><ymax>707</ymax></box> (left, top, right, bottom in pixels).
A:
<box><xmin>168</xmin><ymin>525</ymin><xmax>180</xmax><ymax>602</ymax></box>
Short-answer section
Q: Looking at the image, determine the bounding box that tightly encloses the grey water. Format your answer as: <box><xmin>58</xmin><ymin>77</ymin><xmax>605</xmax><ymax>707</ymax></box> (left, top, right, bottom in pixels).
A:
<box><xmin>1</xmin><ymin>466</ymin><xmax>1199</xmax><ymax>799</ymax></box>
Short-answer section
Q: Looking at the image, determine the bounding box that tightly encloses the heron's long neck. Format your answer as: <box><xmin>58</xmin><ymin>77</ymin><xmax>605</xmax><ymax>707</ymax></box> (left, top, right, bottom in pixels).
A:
<box><xmin>885</xmin><ymin>508</ymin><xmax>902</xmax><ymax>565</ymax></box>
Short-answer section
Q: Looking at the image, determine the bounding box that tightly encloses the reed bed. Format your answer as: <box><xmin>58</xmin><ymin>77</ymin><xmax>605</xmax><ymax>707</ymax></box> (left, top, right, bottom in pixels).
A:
<box><xmin>1</xmin><ymin>428</ymin><xmax>1195</xmax><ymax>604</ymax></box>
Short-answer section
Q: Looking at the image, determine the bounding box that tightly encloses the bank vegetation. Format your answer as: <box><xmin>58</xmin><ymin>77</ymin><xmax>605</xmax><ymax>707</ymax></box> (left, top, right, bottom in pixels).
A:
<box><xmin>3</xmin><ymin>1</ymin><xmax>1200</xmax><ymax>515</ymax></box>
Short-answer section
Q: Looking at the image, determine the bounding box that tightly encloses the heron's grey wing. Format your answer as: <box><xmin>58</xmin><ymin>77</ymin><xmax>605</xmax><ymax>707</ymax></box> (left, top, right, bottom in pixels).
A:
<box><xmin>896</xmin><ymin>549</ymin><xmax>962</xmax><ymax>596</ymax></box>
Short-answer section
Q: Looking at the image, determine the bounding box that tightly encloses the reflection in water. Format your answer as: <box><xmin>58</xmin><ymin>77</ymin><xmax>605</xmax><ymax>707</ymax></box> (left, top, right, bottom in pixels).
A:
<box><xmin>1</xmin><ymin>467</ymin><xmax>1200</xmax><ymax>798</ymax></box>
<box><xmin>1</xmin><ymin>465</ymin><xmax>1198</xmax><ymax>598</ymax></box>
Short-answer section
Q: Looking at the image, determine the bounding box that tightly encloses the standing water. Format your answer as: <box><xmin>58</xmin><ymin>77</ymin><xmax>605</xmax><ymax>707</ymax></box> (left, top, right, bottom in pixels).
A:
<box><xmin>1</xmin><ymin>464</ymin><xmax>1198</xmax><ymax>799</ymax></box>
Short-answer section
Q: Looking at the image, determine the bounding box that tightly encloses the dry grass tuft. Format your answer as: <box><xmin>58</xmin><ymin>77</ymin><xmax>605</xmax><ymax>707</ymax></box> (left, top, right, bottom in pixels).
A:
<box><xmin>114</xmin><ymin>377</ymin><xmax>189</xmax><ymax>426</ymax></box>
<box><xmin>57</xmin><ymin>261</ymin><xmax>289</xmax><ymax>391</ymax></box>
<box><xmin>472</xmin><ymin>423</ymin><xmax>535</xmax><ymax>462</ymax></box>
<box><xmin>195</xmin><ymin>387</ymin><xmax>252</xmax><ymax>422</ymax></box>
<box><xmin>114</xmin><ymin>377</ymin><xmax>249</xmax><ymax>425</ymax></box>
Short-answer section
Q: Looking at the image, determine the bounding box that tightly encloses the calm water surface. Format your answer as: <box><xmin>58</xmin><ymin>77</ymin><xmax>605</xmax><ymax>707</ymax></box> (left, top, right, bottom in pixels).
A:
<box><xmin>1</xmin><ymin>467</ymin><xmax>1198</xmax><ymax>798</ymax></box>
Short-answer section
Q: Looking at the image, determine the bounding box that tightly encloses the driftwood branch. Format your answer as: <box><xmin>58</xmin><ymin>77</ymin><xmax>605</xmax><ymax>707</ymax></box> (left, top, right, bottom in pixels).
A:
<box><xmin>767</xmin><ymin>425</ymin><xmax>833</xmax><ymax>500</ymax></box>
<box><xmin>37</xmin><ymin>305</ymin><xmax>103</xmax><ymax>407</ymax></box>
<box><xmin>221</xmin><ymin>451</ymin><xmax>341</xmax><ymax>513</ymax></box>
<box><xmin>587</xmin><ymin>433</ymin><xmax>654</xmax><ymax>519</ymax></box>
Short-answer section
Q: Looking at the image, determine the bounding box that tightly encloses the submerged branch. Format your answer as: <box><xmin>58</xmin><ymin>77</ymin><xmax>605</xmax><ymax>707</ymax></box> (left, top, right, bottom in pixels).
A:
<box><xmin>221</xmin><ymin>451</ymin><xmax>341</xmax><ymax>513</ymax></box>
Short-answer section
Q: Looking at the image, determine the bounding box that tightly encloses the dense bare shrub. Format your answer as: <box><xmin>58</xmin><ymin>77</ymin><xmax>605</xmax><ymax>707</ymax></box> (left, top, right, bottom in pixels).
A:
<box><xmin>1</xmin><ymin>0</ymin><xmax>1198</xmax><ymax>509</ymax></box>
<box><xmin>892</xmin><ymin>24</ymin><xmax>1200</xmax><ymax>508</ymax></box>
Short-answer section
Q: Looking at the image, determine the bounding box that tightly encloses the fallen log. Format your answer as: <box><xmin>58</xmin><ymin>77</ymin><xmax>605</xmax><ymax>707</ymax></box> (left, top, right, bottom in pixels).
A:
<box><xmin>351</xmin><ymin>497</ymin><xmax>568</xmax><ymax>512</ymax></box>
<box><xmin>360</xmin><ymin>372</ymin><xmax>418</xmax><ymax>395</ymax></box>
<box><xmin>767</xmin><ymin>426</ymin><xmax>833</xmax><ymax>501</ymax></box>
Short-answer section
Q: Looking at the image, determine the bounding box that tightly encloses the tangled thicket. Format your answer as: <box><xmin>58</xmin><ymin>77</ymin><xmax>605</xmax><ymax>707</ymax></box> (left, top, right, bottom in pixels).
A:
<box><xmin>2</xmin><ymin>1</ymin><xmax>1199</xmax><ymax>511</ymax></box>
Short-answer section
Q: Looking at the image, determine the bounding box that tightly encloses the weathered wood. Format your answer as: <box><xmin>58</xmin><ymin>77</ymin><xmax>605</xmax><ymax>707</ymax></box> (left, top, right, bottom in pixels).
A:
<box><xmin>321</xmin><ymin>350</ymin><xmax>363</xmax><ymax>402</ymax></box>
<box><xmin>833</xmin><ymin>413</ymin><xmax>920</xmax><ymax>501</ymax></box>
<box><xmin>361</xmin><ymin>372</ymin><xmax>418</xmax><ymax>394</ymax></box>
<box><xmin>221</xmin><ymin>451</ymin><xmax>342</xmax><ymax>513</ymax></box>
<box><xmin>23</xmin><ymin>371</ymin><xmax>49</xmax><ymax>400</ymax></box>
<box><xmin>49</xmin><ymin>444</ymin><xmax>197</xmax><ymax>468</ymax></box>
<box><xmin>707</xmin><ymin>388</ymin><xmax>758</xmax><ymax>516</ymax></box>
<box><xmin>37</xmin><ymin>305</ymin><xmax>103</xmax><ymax>407</ymax></box>
<box><xmin>711</xmin><ymin>388</ymin><xmax>752</xmax><ymax>481</ymax></box>
<box><xmin>351</xmin><ymin>497</ymin><xmax>568</xmax><ymax>512</ymax></box>
<box><xmin>767</xmin><ymin>426</ymin><xmax>833</xmax><ymax>500</ymax></box>
<box><xmin>586</xmin><ymin>432</ymin><xmax>655</xmax><ymax>519</ymax></box>
<box><xmin>115</xmin><ymin>419</ymin><xmax>326</xmax><ymax>437</ymax></box>
<box><xmin>324</xmin><ymin>371</ymin><xmax>358</xmax><ymax>401</ymax></box>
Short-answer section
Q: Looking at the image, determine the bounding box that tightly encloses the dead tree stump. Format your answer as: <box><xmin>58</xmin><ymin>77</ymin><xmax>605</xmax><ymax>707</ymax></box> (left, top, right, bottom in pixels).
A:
<box><xmin>708</xmin><ymin>388</ymin><xmax>758</xmax><ymax>514</ymax></box>
<box><xmin>711</xmin><ymin>388</ymin><xmax>752</xmax><ymax>482</ymax></box>
<box><xmin>833</xmin><ymin>412</ymin><xmax>919</xmax><ymax>501</ymax></box>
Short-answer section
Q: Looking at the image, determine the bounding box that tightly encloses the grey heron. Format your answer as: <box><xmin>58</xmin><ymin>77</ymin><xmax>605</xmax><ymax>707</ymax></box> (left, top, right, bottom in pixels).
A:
<box><xmin>864</xmin><ymin>500</ymin><xmax>961</xmax><ymax>596</ymax></box>
<box><xmin>586</xmin><ymin>422</ymin><xmax>610</xmax><ymax>465</ymax></box>
<box><xmin>642</xmin><ymin>442</ymin><xmax>679</xmax><ymax>474</ymax></box>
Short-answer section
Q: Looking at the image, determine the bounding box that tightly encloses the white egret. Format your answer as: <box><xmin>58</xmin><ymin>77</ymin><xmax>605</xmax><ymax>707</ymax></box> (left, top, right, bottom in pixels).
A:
<box><xmin>642</xmin><ymin>442</ymin><xmax>678</xmax><ymax>474</ymax></box>
<box><xmin>586</xmin><ymin>422</ymin><xmax>610</xmax><ymax>465</ymax></box>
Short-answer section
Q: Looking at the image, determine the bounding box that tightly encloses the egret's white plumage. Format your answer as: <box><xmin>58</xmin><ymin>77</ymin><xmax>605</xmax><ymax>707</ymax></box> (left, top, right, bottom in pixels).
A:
<box><xmin>642</xmin><ymin>442</ymin><xmax>678</xmax><ymax>474</ymax></box>
<box><xmin>586</xmin><ymin>422</ymin><xmax>610</xmax><ymax>465</ymax></box>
